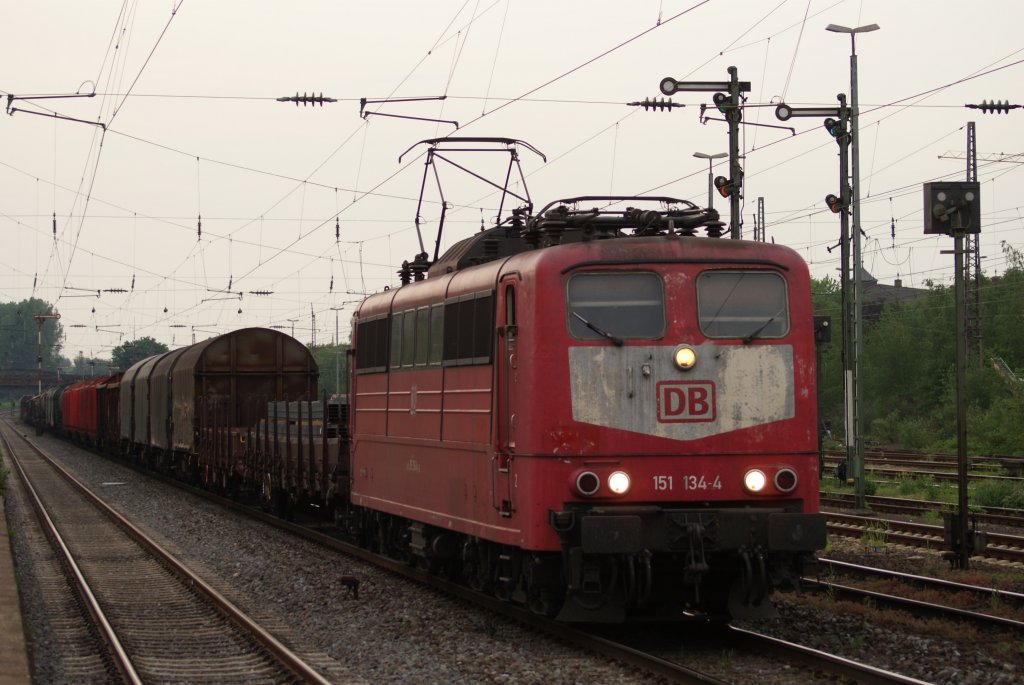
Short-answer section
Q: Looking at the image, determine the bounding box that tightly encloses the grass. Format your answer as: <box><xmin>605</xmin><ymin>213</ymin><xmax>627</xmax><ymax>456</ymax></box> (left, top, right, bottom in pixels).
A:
<box><xmin>0</xmin><ymin>463</ymin><xmax>7</xmax><ymax>497</ymax></box>
<box><xmin>860</xmin><ymin>519</ymin><xmax>889</xmax><ymax>550</ymax></box>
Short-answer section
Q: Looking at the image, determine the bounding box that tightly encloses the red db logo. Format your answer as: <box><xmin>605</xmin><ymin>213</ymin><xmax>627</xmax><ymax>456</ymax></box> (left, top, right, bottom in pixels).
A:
<box><xmin>657</xmin><ymin>381</ymin><xmax>716</xmax><ymax>423</ymax></box>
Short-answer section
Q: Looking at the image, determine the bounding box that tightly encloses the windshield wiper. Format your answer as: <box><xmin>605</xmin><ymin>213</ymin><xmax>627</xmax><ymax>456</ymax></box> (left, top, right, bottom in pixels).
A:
<box><xmin>742</xmin><ymin>311</ymin><xmax>782</xmax><ymax>344</ymax></box>
<box><xmin>572</xmin><ymin>311</ymin><xmax>623</xmax><ymax>346</ymax></box>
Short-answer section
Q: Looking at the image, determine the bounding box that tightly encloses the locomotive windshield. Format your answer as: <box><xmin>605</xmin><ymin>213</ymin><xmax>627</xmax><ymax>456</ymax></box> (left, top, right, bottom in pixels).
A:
<box><xmin>566</xmin><ymin>272</ymin><xmax>664</xmax><ymax>341</ymax></box>
<box><xmin>697</xmin><ymin>271</ymin><xmax>789</xmax><ymax>339</ymax></box>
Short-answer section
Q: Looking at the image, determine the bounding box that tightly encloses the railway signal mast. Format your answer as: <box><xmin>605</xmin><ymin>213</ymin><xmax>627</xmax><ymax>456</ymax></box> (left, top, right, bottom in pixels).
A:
<box><xmin>934</xmin><ymin>100</ymin><xmax>1019</xmax><ymax>568</ymax></box>
<box><xmin>775</xmin><ymin>95</ymin><xmax>858</xmax><ymax>501</ymax></box>
<box><xmin>33</xmin><ymin>313</ymin><xmax>61</xmax><ymax>395</ymax></box>
<box><xmin>924</xmin><ymin>179</ymin><xmax>983</xmax><ymax>570</ymax></box>
<box><xmin>659</xmin><ymin>67</ymin><xmax>750</xmax><ymax>239</ymax></box>
<box><xmin>826</xmin><ymin>22</ymin><xmax>879</xmax><ymax>511</ymax></box>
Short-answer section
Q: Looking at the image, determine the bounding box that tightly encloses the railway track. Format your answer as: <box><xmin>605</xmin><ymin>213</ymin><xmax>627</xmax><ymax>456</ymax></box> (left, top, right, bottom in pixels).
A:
<box><xmin>2</xmin><ymin>423</ymin><xmax>972</xmax><ymax>684</ymax></box>
<box><xmin>823</xmin><ymin>460</ymin><xmax>1023</xmax><ymax>483</ymax></box>
<box><xmin>0</xmin><ymin>422</ymin><xmax>330</xmax><ymax>684</ymax></box>
<box><xmin>179</xmin><ymin>485</ymin><xmax>934</xmax><ymax>684</ymax></box>
<box><xmin>823</xmin><ymin>448</ymin><xmax>1024</xmax><ymax>480</ymax></box>
<box><xmin>821</xmin><ymin>492</ymin><xmax>1024</xmax><ymax>529</ymax></box>
<box><xmin>37</xmin><ymin>433</ymin><xmax>930</xmax><ymax>684</ymax></box>
<box><xmin>826</xmin><ymin>511</ymin><xmax>1024</xmax><ymax>564</ymax></box>
<box><xmin>809</xmin><ymin>558</ymin><xmax>1024</xmax><ymax>632</ymax></box>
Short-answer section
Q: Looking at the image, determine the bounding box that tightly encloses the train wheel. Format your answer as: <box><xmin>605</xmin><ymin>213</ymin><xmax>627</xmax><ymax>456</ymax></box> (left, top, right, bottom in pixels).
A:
<box><xmin>523</xmin><ymin>554</ymin><xmax>561</xmax><ymax>617</ymax></box>
<box><xmin>460</xmin><ymin>540</ymin><xmax>491</xmax><ymax>593</ymax></box>
<box><xmin>364</xmin><ymin>517</ymin><xmax>381</xmax><ymax>554</ymax></box>
<box><xmin>259</xmin><ymin>474</ymin><xmax>273</xmax><ymax>511</ymax></box>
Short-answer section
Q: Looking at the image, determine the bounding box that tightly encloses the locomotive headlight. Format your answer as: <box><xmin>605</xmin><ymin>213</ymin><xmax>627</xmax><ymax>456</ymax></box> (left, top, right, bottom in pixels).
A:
<box><xmin>673</xmin><ymin>344</ymin><xmax>697</xmax><ymax>371</ymax></box>
<box><xmin>608</xmin><ymin>471</ymin><xmax>631</xmax><ymax>495</ymax></box>
<box><xmin>576</xmin><ymin>471</ymin><xmax>601</xmax><ymax>496</ymax></box>
<box><xmin>743</xmin><ymin>469</ymin><xmax>767</xmax><ymax>493</ymax></box>
<box><xmin>774</xmin><ymin>468</ymin><xmax>798</xmax><ymax>493</ymax></box>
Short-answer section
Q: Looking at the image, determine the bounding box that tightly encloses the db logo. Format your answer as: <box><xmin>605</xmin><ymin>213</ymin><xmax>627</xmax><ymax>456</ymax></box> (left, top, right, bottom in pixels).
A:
<box><xmin>656</xmin><ymin>381</ymin><xmax>716</xmax><ymax>423</ymax></box>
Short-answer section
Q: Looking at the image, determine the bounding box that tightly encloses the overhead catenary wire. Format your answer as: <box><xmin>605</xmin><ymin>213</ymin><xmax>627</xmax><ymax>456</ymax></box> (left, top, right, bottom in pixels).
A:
<box><xmin>7</xmin><ymin>3</ymin><xmax>1023</xmax><ymax>352</ymax></box>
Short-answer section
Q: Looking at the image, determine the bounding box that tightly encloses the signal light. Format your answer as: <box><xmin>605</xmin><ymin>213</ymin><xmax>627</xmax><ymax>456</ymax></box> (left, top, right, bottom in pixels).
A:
<box><xmin>714</xmin><ymin>175</ymin><xmax>733</xmax><ymax>198</ymax></box>
<box><xmin>823</xmin><ymin>117</ymin><xmax>843</xmax><ymax>137</ymax></box>
<box><xmin>813</xmin><ymin>316</ymin><xmax>832</xmax><ymax>343</ymax></box>
<box><xmin>923</xmin><ymin>181</ymin><xmax>981</xmax><ymax>235</ymax></box>
<box><xmin>712</xmin><ymin>92</ymin><xmax>729</xmax><ymax>114</ymax></box>
<box><xmin>825</xmin><ymin>194</ymin><xmax>843</xmax><ymax>213</ymax></box>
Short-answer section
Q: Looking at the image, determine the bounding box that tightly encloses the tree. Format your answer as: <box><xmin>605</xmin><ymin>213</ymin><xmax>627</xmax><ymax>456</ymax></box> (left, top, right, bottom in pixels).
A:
<box><xmin>63</xmin><ymin>351</ymin><xmax>113</xmax><ymax>377</ymax></box>
<box><xmin>309</xmin><ymin>343</ymin><xmax>350</xmax><ymax>396</ymax></box>
<box><xmin>0</xmin><ymin>298</ymin><xmax>62</xmax><ymax>374</ymax></box>
<box><xmin>111</xmin><ymin>337</ymin><xmax>169</xmax><ymax>371</ymax></box>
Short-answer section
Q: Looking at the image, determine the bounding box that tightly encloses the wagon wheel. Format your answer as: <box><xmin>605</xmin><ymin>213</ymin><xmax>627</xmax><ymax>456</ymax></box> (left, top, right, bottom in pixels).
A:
<box><xmin>260</xmin><ymin>473</ymin><xmax>273</xmax><ymax>512</ymax></box>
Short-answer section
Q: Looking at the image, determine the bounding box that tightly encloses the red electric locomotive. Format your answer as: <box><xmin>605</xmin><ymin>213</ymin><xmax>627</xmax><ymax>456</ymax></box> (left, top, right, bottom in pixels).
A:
<box><xmin>348</xmin><ymin>193</ymin><xmax>826</xmax><ymax>622</ymax></box>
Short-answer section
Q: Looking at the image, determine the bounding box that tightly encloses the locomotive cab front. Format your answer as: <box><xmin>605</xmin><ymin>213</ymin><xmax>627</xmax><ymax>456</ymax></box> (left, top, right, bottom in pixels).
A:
<box><xmin>501</xmin><ymin>234</ymin><xmax>827</xmax><ymax>622</ymax></box>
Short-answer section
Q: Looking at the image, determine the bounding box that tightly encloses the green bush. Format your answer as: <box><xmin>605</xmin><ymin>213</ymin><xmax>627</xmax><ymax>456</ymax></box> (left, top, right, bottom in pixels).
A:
<box><xmin>869</xmin><ymin>412</ymin><xmax>937</xmax><ymax>451</ymax></box>
<box><xmin>971</xmin><ymin>480</ymin><xmax>1024</xmax><ymax>509</ymax></box>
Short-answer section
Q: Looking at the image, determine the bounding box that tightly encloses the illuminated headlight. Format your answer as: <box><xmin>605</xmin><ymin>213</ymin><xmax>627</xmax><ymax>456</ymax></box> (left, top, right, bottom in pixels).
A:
<box><xmin>673</xmin><ymin>344</ymin><xmax>697</xmax><ymax>370</ymax></box>
<box><xmin>743</xmin><ymin>469</ymin><xmax>767</xmax><ymax>493</ymax></box>
<box><xmin>608</xmin><ymin>471</ymin><xmax>631</xmax><ymax>495</ymax></box>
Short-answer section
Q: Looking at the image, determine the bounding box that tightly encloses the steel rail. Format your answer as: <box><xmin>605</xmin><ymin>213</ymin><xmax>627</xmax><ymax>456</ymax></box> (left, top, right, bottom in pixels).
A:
<box><xmin>727</xmin><ymin>626</ymin><xmax>933</xmax><ymax>685</ymax></box>
<box><xmin>819</xmin><ymin>557</ymin><xmax>1024</xmax><ymax>604</ymax></box>
<box><xmin>820</xmin><ymin>493</ymin><xmax>1024</xmax><ymax>528</ymax></box>
<box><xmin>2</xmin><ymin>421</ymin><xmax>332</xmax><ymax>685</ymax></box>
<box><xmin>809</xmin><ymin>581</ymin><xmax>1024</xmax><ymax>631</ymax></box>
<box><xmin>0</xmin><ymin>428</ymin><xmax>143</xmax><ymax>685</ymax></box>
<box><xmin>804</xmin><ymin>560</ymin><xmax>1024</xmax><ymax>631</ymax></box>
<box><xmin>826</xmin><ymin>512</ymin><xmax>1024</xmax><ymax>563</ymax></box>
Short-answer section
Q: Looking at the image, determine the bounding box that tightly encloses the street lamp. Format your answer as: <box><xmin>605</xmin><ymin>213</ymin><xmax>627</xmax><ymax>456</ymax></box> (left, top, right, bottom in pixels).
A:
<box><xmin>827</xmin><ymin>22</ymin><xmax>878</xmax><ymax>511</ymax></box>
<box><xmin>693</xmin><ymin>152</ymin><xmax>728</xmax><ymax>210</ymax></box>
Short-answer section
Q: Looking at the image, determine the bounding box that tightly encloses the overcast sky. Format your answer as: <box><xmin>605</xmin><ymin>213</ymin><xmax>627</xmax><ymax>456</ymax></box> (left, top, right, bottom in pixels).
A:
<box><xmin>3</xmin><ymin>1</ymin><xmax>1022</xmax><ymax>359</ymax></box>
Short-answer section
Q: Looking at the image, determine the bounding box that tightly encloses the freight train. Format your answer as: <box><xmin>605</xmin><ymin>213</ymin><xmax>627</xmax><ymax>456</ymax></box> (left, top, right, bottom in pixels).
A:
<box><xmin>21</xmin><ymin>193</ymin><xmax>826</xmax><ymax>622</ymax></box>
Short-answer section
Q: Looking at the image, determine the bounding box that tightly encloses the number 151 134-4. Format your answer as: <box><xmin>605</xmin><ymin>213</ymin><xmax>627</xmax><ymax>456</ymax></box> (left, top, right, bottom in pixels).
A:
<box><xmin>652</xmin><ymin>475</ymin><xmax>722</xmax><ymax>491</ymax></box>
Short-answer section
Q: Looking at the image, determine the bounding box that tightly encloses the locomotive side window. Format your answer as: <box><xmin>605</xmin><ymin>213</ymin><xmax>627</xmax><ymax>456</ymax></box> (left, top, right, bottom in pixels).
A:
<box><xmin>443</xmin><ymin>290</ymin><xmax>494</xmax><ymax>366</ymax></box>
<box><xmin>428</xmin><ymin>304</ymin><xmax>444</xmax><ymax>365</ymax></box>
<box><xmin>697</xmin><ymin>271</ymin><xmax>789</xmax><ymax>339</ymax></box>
<box><xmin>566</xmin><ymin>272</ymin><xmax>664</xmax><ymax>341</ymax></box>
<box><xmin>402</xmin><ymin>308</ymin><xmax>417</xmax><ymax>366</ymax></box>
<box><xmin>387</xmin><ymin>306</ymin><xmax>445</xmax><ymax>371</ymax></box>
<box><xmin>390</xmin><ymin>312</ymin><xmax>404</xmax><ymax>370</ymax></box>
<box><xmin>355</xmin><ymin>314</ymin><xmax>390</xmax><ymax>373</ymax></box>
<box><xmin>414</xmin><ymin>307</ymin><xmax>430</xmax><ymax>366</ymax></box>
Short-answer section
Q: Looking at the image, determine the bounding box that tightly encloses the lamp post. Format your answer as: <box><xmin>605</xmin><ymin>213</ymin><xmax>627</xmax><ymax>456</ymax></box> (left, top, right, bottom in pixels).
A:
<box><xmin>827</xmin><ymin>22</ymin><xmax>878</xmax><ymax>511</ymax></box>
<box><xmin>693</xmin><ymin>152</ymin><xmax>728</xmax><ymax>211</ymax></box>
